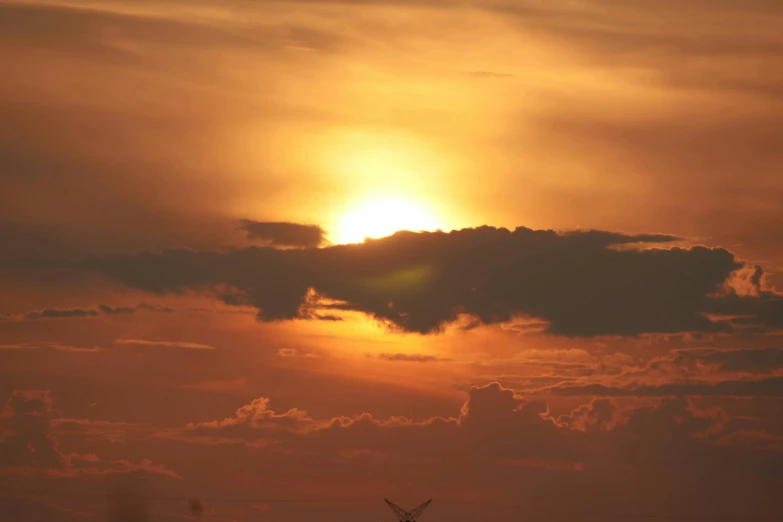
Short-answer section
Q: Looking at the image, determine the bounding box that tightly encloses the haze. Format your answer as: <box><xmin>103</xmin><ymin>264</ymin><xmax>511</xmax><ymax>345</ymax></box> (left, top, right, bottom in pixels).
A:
<box><xmin>1</xmin><ymin>1</ymin><xmax>782</xmax><ymax>521</ymax></box>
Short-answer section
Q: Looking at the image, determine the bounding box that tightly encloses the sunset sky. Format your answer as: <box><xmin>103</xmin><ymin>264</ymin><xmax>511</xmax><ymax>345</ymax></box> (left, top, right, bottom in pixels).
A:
<box><xmin>1</xmin><ymin>1</ymin><xmax>783</xmax><ymax>521</ymax></box>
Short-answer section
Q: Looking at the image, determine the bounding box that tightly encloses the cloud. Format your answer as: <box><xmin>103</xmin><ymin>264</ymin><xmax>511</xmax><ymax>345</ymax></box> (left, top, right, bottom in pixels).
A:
<box><xmin>0</xmin><ymin>390</ymin><xmax>179</xmax><ymax>479</ymax></box>
<box><xmin>0</xmin><ymin>303</ymin><xmax>174</xmax><ymax>322</ymax></box>
<box><xmin>0</xmin><ymin>344</ymin><xmax>33</xmax><ymax>350</ymax></box>
<box><xmin>168</xmin><ymin>381</ymin><xmax>779</xmax><ymax>483</ymax></box>
<box><xmin>0</xmin><ymin>390</ymin><xmax>65</xmax><ymax>469</ymax></box>
<box><xmin>372</xmin><ymin>353</ymin><xmax>453</xmax><ymax>362</ymax></box>
<box><xmin>278</xmin><ymin>348</ymin><xmax>319</xmax><ymax>358</ymax></box>
<box><xmin>557</xmin><ymin>399</ymin><xmax>619</xmax><ymax>432</ymax></box>
<box><xmin>52</xmin><ymin>418</ymin><xmax>149</xmax><ymax>444</ymax></box>
<box><xmin>114</xmin><ymin>339</ymin><xmax>215</xmax><ymax>350</ymax></box>
<box><xmin>8</xmin><ymin>385</ymin><xmax>777</xmax><ymax>517</ymax></box>
<box><xmin>670</xmin><ymin>347</ymin><xmax>783</xmax><ymax>373</ymax></box>
<box><xmin>49</xmin><ymin>344</ymin><xmax>104</xmax><ymax>353</ymax></box>
<box><xmin>238</xmin><ymin>220</ymin><xmax>326</xmax><ymax>248</ymax></box>
<box><xmin>0</xmin><ymin>2</ymin><xmax>350</xmax><ymax>61</ymax></box>
<box><xmin>0</xmin><ymin>342</ymin><xmax>101</xmax><ymax>353</ymax></box>
<box><xmin>98</xmin><ymin>302</ymin><xmax>175</xmax><ymax>315</ymax></box>
<box><xmin>541</xmin><ymin>376</ymin><xmax>783</xmax><ymax>397</ymax></box>
<box><xmin>90</xmin><ymin>226</ymin><xmax>783</xmax><ymax>337</ymax></box>
<box><xmin>183</xmin><ymin>397</ymin><xmax>327</xmax><ymax>442</ymax></box>
<box><xmin>23</xmin><ymin>308</ymin><xmax>98</xmax><ymax>320</ymax></box>
<box><xmin>98</xmin><ymin>305</ymin><xmax>138</xmax><ymax>315</ymax></box>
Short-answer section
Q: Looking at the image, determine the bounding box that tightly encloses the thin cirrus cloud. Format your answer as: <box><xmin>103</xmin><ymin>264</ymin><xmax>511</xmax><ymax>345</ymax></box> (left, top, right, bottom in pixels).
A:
<box><xmin>48</xmin><ymin>344</ymin><xmax>103</xmax><ymax>353</ymax></box>
<box><xmin>0</xmin><ymin>342</ymin><xmax>103</xmax><ymax>353</ymax></box>
<box><xmin>114</xmin><ymin>339</ymin><xmax>216</xmax><ymax>350</ymax></box>
<box><xmin>22</xmin><ymin>308</ymin><xmax>97</xmax><ymax>320</ymax></box>
<box><xmin>655</xmin><ymin>347</ymin><xmax>783</xmax><ymax>373</ymax></box>
<box><xmin>0</xmin><ymin>344</ymin><xmax>32</xmax><ymax>350</ymax></box>
<box><xmin>89</xmin><ymin>226</ymin><xmax>783</xmax><ymax>337</ymax></box>
<box><xmin>371</xmin><ymin>353</ymin><xmax>454</xmax><ymax>363</ymax></box>
<box><xmin>540</xmin><ymin>376</ymin><xmax>783</xmax><ymax>397</ymax></box>
<box><xmin>278</xmin><ymin>348</ymin><xmax>319</xmax><ymax>358</ymax></box>
<box><xmin>0</xmin><ymin>303</ymin><xmax>173</xmax><ymax>322</ymax></box>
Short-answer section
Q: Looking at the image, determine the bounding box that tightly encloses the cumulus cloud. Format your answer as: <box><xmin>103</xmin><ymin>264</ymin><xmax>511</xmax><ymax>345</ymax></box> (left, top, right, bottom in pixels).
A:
<box><xmin>165</xmin><ymin>381</ymin><xmax>781</xmax><ymax>482</ymax></box>
<box><xmin>238</xmin><ymin>220</ymin><xmax>326</xmax><ymax>248</ymax></box>
<box><xmin>0</xmin><ymin>390</ymin><xmax>179</xmax><ymax>479</ymax></box>
<box><xmin>557</xmin><ymin>399</ymin><xmax>619</xmax><ymax>432</ymax></box>
<box><xmin>90</xmin><ymin>226</ymin><xmax>782</xmax><ymax>337</ymax></box>
<box><xmin>0</xmin><ymin>390</ymin><xmax>65</xmax><ymax>469</ymax></box>
<box><xmin>184</xmin><ymin>397</ymin><xmax>327</xmax><ymax>441</ymax></box>
<box><xmin>6</xmin><ymin>385</ymin><xmax>778</xmax><ymax>517</ymax></box>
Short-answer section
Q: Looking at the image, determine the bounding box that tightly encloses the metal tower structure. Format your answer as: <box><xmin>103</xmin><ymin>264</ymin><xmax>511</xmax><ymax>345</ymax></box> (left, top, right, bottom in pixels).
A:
<box><xmin>384</xmin><ymin>499</ymin><xmax>432</xmax><ymax>522</ymax></box>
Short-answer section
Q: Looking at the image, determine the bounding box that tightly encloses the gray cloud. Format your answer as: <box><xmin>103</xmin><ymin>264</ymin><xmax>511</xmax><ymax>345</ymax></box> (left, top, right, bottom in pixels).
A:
<box><xmin>89</xmin><ymin>226</ymin><xmax>782</xmax><ymax>337</ymax></box>
<box><xmin>671</xmin><ymin>347</ymin><xmax>783</xmax><ymax>373</ymax></box>
<box><xmin>1</xmin><ymin>303</ymin><xmax>174</xmax><ymax>322</ymax></box>
<box><xmin>542</xmin><ymin>376</ymin><xmax>783</xmax><ymax>397</ymax></box>
<box><xmin>23</xmin><ymin>308</ymin><xmax>99</xmax><ymax>320</ymax></box>
<box><xmin>0</xmin><ymin>390</ymin><xmax>65</xmax><ymax>469</ymax></box>
<box><xmin>238</xmin><ymin>220</ymin><xmax>326</xmax><ymax>248</ymax></box>
<box><xmin>100</xmin><ymin>303</ymin><xmax>174</xmax><ymax>315</ymax></box>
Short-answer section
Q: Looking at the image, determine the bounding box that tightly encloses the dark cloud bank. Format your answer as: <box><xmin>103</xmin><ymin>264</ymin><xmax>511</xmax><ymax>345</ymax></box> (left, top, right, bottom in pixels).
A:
<box><xmin>1</xmin><ymin>303</ymin><xmax>173</xmax><ymax>322</ymax></box>
<box><xmin>88</xmin><ymin>226</ymin><xmax>783</xmax><ymax>336</ymax></box>
<box><xmin>238</xmin><ymin>220</ymin><xmax>326</xmax><ymax>248</ymax></box>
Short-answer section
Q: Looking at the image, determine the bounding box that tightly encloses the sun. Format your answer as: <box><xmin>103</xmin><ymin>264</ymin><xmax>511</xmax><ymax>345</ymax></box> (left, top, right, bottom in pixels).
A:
<box><xmin>332</xmin><ymin>196</ymin><xmax>444</xmax><ymax>244</ymax></box>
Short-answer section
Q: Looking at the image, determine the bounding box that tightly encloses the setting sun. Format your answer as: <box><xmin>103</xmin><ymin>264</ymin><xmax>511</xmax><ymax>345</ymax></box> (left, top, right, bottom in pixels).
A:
<box><xmin>331</xmin><ymin>196</ymin><xmax>444</xmax><ymax>244</ymax></box>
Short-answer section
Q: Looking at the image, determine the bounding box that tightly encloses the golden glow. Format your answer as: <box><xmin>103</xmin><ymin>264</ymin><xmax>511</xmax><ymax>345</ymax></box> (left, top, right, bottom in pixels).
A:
<box><xmin>332</xmin><ymin>196</ymin><xmax>444</xmax><ymax>244</ymax></box>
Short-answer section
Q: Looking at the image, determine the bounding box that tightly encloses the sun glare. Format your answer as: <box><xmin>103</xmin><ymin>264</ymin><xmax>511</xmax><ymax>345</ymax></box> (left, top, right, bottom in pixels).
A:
<box><xmin>332</xmin><ymin>197</ymin><xmax>444</xmax><ymax>244</ymax></box>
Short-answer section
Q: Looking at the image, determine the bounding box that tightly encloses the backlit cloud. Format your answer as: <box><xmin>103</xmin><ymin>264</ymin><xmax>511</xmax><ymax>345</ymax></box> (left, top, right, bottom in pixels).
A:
<box><xmin>238</xmin><ymin>220</ymin><xmax>326</xmax><ymax>249</ymax></box>
<box><xmin>91</xmin><ymin>227</ymin><xmax>782</xmax><ymax>337</ymax></box>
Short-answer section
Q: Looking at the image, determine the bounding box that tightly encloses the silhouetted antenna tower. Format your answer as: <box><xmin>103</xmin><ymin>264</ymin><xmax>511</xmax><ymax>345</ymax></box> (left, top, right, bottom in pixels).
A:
<box><xmin>385</xmin><ymin>499</ymin><xmax>432</xmax><ymax>522</ymax></box>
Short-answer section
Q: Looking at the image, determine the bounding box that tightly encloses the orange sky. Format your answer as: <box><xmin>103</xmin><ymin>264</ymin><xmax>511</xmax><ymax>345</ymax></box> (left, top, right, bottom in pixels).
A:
<box><xmin>1</xmin><ymin>1</ymin><xmax>783</xmax><ymax>521</ymax></box>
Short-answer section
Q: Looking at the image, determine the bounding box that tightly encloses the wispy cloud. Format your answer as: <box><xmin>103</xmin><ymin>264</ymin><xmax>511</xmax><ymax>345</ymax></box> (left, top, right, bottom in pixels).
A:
<box><xmin>278</xmin><ymin>347</ymin><xmax>319</xmax><ymax>358</ymax></box>
<box><xmin>0</xmin><ymin>344</ymin><xmax>35</xmax><ymax>350</ymax></box>
<box><xmin>0</xmin><ymin>342</ymin><xmax>102</xmax><ymax>353</ymax></box>
<box><xmin>371</xmin><ymin>353</ymin><xmax>453</xmax><ymax>363</ymax></box>
<box><xmin>49</xmin><ymin>344</ymin><xmax>103</xmax><ymax>353</ymax></box>
<box><xmin>114</xmin><ymin>339</ymin><xmax>216</xmax><ymax>350</ymax></box>
<box><xmin>23</xmin><ymin>308</ymin><xmax>98</xmax><ymax>320</ymax></box>
<box><xmin>0</xmin><ymin>303</ymin><xmax>174</xmax><ymax>322</ymax></box>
